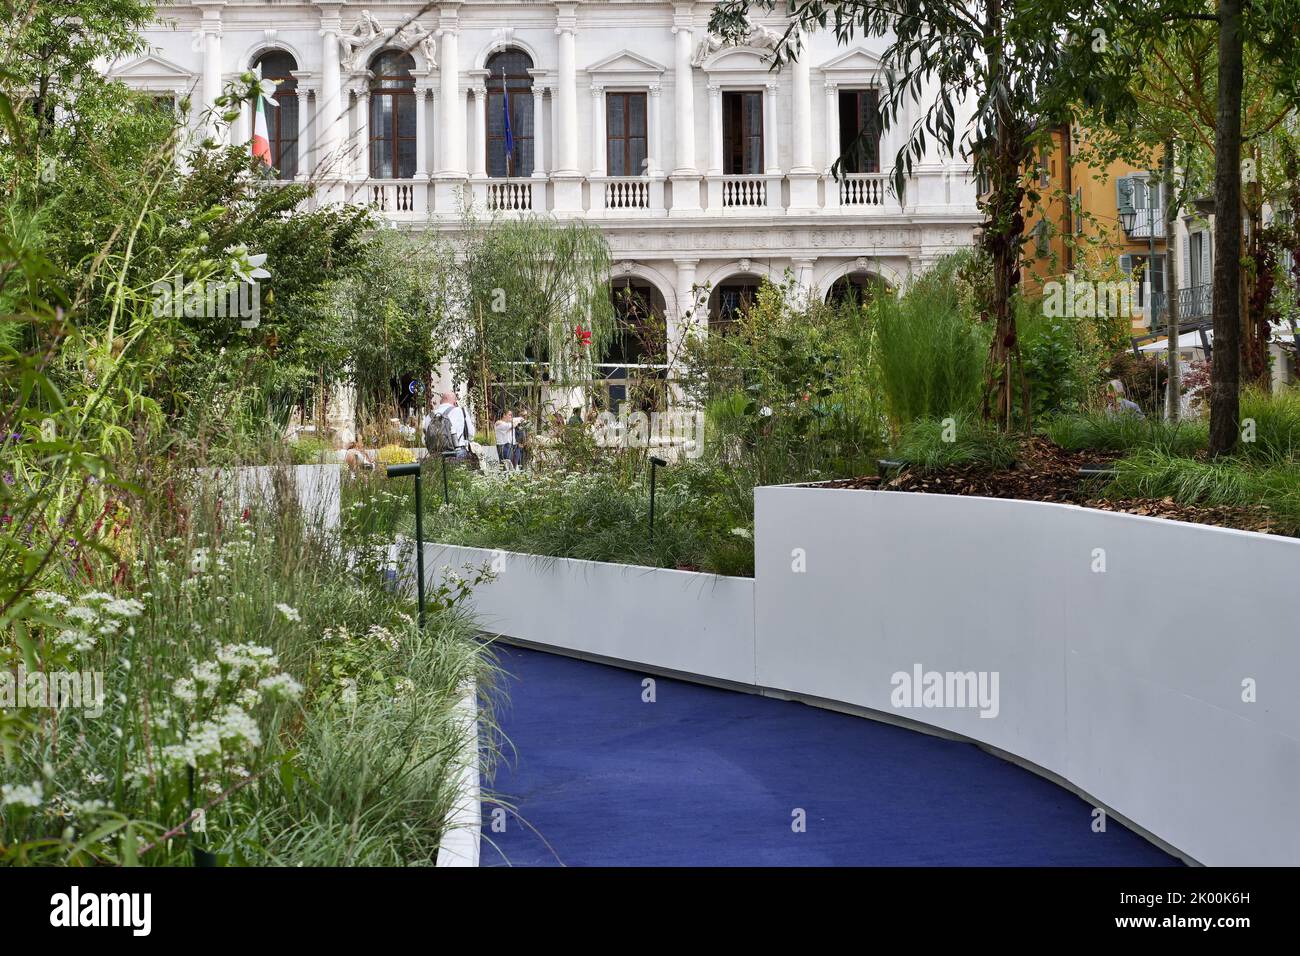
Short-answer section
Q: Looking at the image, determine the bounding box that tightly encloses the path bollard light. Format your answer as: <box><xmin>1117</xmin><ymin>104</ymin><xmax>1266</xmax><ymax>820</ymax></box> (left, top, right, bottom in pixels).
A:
<box><xmin>649</xmin><ymin>456</ymin><xmax>668</xmax><ymax>543</ymax></box>
<box><xmin>386</xmin><ymin>461</ymin><xmax>426</xmax><ymax>629</ymax></box>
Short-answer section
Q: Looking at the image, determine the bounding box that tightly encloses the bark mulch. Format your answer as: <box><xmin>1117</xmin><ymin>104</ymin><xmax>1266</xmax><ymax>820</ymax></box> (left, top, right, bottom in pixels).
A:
<box><xmin>813</xmin><ymin>436</ymin><xmax>1292</xmax><ymax>537</ymax></box>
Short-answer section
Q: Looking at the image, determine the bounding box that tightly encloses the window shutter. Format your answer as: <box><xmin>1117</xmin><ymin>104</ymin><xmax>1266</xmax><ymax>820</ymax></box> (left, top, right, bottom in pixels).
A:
<box><xmin>1184</xmin><ymin>232</ymin><xmax>1193</xmax><ymax>288</ymax></box>
<box><xmin>1201</xmin><ymin>231</ymin><xmax>1212</xmax><ymax>288</ymax></box>
<box><xmin>1119</xmin><ymin>253</ymin><xmax>1133</xmax><ymax>275</ymax></box>
<box><xmin>1116</xmin><ymin>175</ymin><xmax>1132</xmax><ymax>211</ymax></box>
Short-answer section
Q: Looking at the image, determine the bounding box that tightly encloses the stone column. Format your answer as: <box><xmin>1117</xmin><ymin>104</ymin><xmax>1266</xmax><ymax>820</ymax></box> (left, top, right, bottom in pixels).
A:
<box><xmin>705</xmin><ymin>83</ymin><xmax>723</xmax><ymax>210</ymax></box>
<box><xmin>824</xmin><ymin>80</ymin><xmax>840</xmax><ymax>209</ymax></box>
<box><xmin>296</xmin><ymin>84</ymin><xmax>314</xmax><ymax>180</ymax></box>
<box><xmin>531</xmin><ymin>82</ymin><xmax>548</xmax><ymax>178</ymax></box>
<box><xmin>669</xmin><ymin>5</ymin><xmax>700</xmax><ymax>213</ymax></box>
<box><xmin>792</xmin><ymin>257</ymin><xmax>816</xmax><ymax>305</ymax></box>
<box><xmin>591</xmin><ymin>85</ymin><xmax>607</xmax><ymax>176</ymax></box>
<box><xmin>552</xmin><ymin>3</ymin><xmax>582</xmax><ymax>212</ymax></box>
<box><xmin>437</xmin><ymin>23</ymin><xmax>464</xmax><ymax>174</ymax></box>
<box><xmin>198</xmin><ymin>3</ymin><xmax>224</xmax><ymax>143</ymax></box>
<box><xmin>707</xmin><ymin>84</ymin><xmax>723</xmax><ymax>175</ymax></box>
<box><xmin>434</xmin><ymin>11</ymin><xmax>467</xmax><ymax>211</ymax></box>
<box><xmin>673</xmin><ymin>258</ymin><xmax>702</xmax><ymax>338</ymax></box>
<box><xmin>414</xmin><ymin>85</ymin><xmax>430</xmax><ymax>178</ymax></box>
<box><xmin>647</xmin><ymin>83</ymin><xmax>663</xmax><ymax>176</ymax></box>
<box><xmin>470</xmin><ymin>83</ymin><xmax>488</xmax><ymax>178</ymax></box>
<box><xmin>316</xmin><ymin>5</ymin><xmax>345</xmax><ymax>189</ymax></box>
<box><xmin>353</xmin><ymin>86</ymin><xmax>370</xmax><ymax>179</ymax></box>
<box><xmin>763</xmin><ymin>80</ymin><xmax>780</xmax><ymax>176</ymax></box>
<box><xmin>555</xmin><ymin>15</ymin><xmax>579</xmax><ymax>174</ymax></box>
<box><xmin>789</xmin><ymin>40</ymin><xmax>818</xmax><ymax>211</ymax></box>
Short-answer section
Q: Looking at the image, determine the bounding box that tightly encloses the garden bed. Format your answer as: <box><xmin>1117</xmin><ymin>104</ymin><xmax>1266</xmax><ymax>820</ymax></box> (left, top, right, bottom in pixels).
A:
<box><xmin>815</xmin><ymin>436</ymin><xmax>1294</xmax><ymax>537</ymax></box>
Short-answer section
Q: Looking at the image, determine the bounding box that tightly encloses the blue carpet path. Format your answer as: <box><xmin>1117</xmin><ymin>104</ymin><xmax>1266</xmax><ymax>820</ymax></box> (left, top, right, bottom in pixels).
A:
<box><xmin>478</xmin><ymin>645</ymin><xmax>1178</xmax><ymax>867</ymax></box>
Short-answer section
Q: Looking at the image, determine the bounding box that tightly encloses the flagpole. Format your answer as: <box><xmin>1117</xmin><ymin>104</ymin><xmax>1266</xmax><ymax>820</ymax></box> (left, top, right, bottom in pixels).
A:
<box><xmin>502</xmin><ymin>66</ymin><xmax>512</xmax><ymax>179</ymax></box>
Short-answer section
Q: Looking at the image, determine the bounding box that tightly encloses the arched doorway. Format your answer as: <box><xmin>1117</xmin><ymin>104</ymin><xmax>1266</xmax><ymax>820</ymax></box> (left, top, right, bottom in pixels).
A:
<box><xmin>708</xmin><ymin>276</ymin><xmax>761</xmax><ymax>334</ymax></box>
<box><xmin>604</xmin><ymin>278</ymin><xmax>669</xmax><ymax>412</ymax></box>
<box><xmin>826</xmin><ymin>271</ymin><xmax>889</xmax><ymax>310</ymax></box>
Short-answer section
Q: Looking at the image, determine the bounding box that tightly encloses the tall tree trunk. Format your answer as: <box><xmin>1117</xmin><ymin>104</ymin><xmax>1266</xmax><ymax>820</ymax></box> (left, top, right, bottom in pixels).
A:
<box><xmin>979</xmin><ymin>0</ymin><xmax>1026</xmax><ymax>430</ymax></box>
<box><xmin>1163</xmin><ymin>141</ymin><xmax>1181</xmax><ymax>422</ymax></box>
<box><xmin>1209</xmin><ymin>0</ymin><xmax>1244</xmax><ymax>457</ymax></box>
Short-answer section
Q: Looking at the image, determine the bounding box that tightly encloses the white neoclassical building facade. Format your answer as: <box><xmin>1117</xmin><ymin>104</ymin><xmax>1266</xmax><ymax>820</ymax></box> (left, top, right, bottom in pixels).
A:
<box><xmin>114</xmin><ymin>0</ymin><xmax>980</xmax><ymax>398</ymax></box>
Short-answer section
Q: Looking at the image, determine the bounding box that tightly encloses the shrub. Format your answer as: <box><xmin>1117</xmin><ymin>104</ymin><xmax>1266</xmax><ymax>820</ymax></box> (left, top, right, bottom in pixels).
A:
<box><xmin>1044</xmin><ymin>411</ymin><xmax>1209</xmax><ymax>456</ymax></box>
<box><xmin>867</xmin><ymin>255</ymin><xmax>989</xmax><ymax>429</ymax></box>
<box><xmin>290</xmin><ymin>434</ymin><xmax>334</xmax><ymax>464</ymax></box>
<box><xmin>376</xmin><ymin>444</ymin><xmax>416</xmax><ymax>465</ymax></box>
<box><xmin>890</xmin><ymin>413</ymin><xmax>1018</xmax><ymax>474</ymax></box>
<box><xmin>1239</xmin><ymin>388</ymin><xmax>1300</xmax><ymax>463</ymax></box>
<box><xmin>1107</xmin><ymin>449</ymin><xmax>1300</xmax><ymax>531</ymax></box>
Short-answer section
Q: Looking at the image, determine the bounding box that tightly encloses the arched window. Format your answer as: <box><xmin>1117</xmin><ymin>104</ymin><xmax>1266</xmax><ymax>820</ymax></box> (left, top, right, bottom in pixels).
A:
<box><xmin>252</xmin><ymin>51</ymin><xmax>299</xmax><ymax>179</ymax></box>
<box><xmin>486</xmin><ymin>49</ymin><xmax>534</xmax><ymax>178</ymax></box>
<box><xmin>605</xmin><ymin>278</ymin><xmax>669</xmax><ymax>412</ymax></box>
<box><xmin>369</xmin><ymin>50</ymin><xmax>416</xmax><ymax>179</ymax></box>
<box><xmin>827</xmin><ymin>272</ymin><xmax>888</xmax><ymax>309</ymax></box>
<box><xmin>709</xmin><ymin>278</ymin><xmax>760</xmax><ymax>334</ymax></box>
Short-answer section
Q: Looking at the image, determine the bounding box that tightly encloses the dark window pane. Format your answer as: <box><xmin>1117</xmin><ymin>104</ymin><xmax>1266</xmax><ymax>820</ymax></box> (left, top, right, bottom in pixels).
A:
<box><xmin>608</xmin><ymin>95</ymin><xmax>625</xmax><ymax>137</ymax></box>
<box><xmin>369</xmin><ymin>51</ymin><xmax>415</xmax><ymax>87</ymax></box>
<box><xmin>371</xmin><ymin>136</ymin><xmax>392</xmax><ymax>179</ymax></box>
<box><xmin>373</xmin><ymin>96</ymin><xmax>393</xmax><ymax>140</ymax></box>
<box><xmin>629</xmin><ymin>93</ymin><xmax>646</xmax><ymax>135</ymax></box>
<box><xmin>397</xmin><ymin>93</ymin><xmax>415</xmax><ymax>132</ymax></box>
<box><xmin>839</xmin><ymin>88</ymin><xmax>880</xmax><ymax>174</ymax></box>
<box><xmin>723</xmin><ymin>91</ymin><xmax>764</xmax><ymax>175</ymax></box>
<box><xmin>398</xmin><ymin>137</ymin><xmax>416</xmax><ymax>179</ymax></box>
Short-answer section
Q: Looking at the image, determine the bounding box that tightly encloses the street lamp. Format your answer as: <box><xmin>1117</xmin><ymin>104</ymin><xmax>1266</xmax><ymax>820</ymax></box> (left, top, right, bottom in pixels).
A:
<box><xmin>1118</xmin><ymin>179</ymin><xmax>1162</xmax><ymax>328</ymax></box>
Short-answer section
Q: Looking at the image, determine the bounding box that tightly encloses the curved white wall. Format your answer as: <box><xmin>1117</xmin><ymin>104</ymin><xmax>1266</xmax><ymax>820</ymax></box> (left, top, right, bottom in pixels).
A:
<box><xmin>754</xmin><ymin>487</ymin><xmax>1300</xmax><ymax>867</ymax></box>
<box><xmin>421</xmin><ymin>489</ymin><xmax>1300</xmax><ymax>865</ymax></box>
<box><xmin>426</xmin><ymin>544</ymin><xmax>756</xmax><ymax>686</ymax></box>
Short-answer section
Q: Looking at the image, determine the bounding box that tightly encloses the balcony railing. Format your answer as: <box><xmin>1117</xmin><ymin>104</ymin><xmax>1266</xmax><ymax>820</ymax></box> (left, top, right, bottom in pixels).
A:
<box><xmin>839</xmin><ymin>173</ymin><xmax>890</xmax><ymax>207</ymax></box>
<box><xmin>602</xmin><ymin>177</ymin><xmax>651</xmax><ymax>211</ymax></box>
<box><xmin>367</xmin><ymin>180</ymin><xmax>419</xmax><ymax>214</ymax></box>
<box><xmin>487</xmin><ymin>179</ymin><xmax>533</xmax><ymax>212</ymax></box>
<box><xmin>721</xmin><ymin>175</ymin><xmax>768</xmax><ymax>209</ymax></box>
<box><xmin>1150</xmin><ymin>284</ymin><xmax>1212</xmax><ymax>329</ymax></box>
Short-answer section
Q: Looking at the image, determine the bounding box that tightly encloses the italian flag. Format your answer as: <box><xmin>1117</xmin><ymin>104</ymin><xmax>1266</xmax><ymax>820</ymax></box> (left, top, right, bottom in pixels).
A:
<box><xmin>251</xmin><ymin>91</ymin><xmax>273</xmax><ymax>167</ymax></box>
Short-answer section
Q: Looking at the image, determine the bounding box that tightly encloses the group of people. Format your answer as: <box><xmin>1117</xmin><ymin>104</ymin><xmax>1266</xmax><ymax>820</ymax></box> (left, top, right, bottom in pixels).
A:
<box><xmin>341</xmin><ymin>391</ymin><xmax>542</xmax><ymax>474</ymax></box>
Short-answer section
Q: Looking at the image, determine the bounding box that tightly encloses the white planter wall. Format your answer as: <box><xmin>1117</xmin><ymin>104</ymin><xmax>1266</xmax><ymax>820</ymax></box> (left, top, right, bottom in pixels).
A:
<box><xmin>425</xmin><ymin>544</ymin><xmax>756</xmax><ymax>686</ymax></box>
<box><xmin>415</xmin><ymin>489</ymin><xmax>1300</xmax><ymax>865</ymax></box>
<box><xmin>204</xmin><ymin>464</ymin><xmax>341</xmax><ymax>529</ymax></box>
<box><xmin>755</xmin><ymin>486</ymin><xmax>1300</xmax><ymax>867</ymax></box>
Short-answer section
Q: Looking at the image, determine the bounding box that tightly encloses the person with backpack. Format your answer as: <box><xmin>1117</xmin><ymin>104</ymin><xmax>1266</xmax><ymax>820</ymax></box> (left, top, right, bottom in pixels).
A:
<box><xmin>424</xmin><ymin>391</ymin><xmax>474</xmax><ymax>463</ymax></box>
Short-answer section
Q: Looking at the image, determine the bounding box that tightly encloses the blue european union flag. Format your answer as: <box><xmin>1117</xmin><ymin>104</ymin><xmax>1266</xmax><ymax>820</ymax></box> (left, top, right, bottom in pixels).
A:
<box><xmin>501</xmin><ymin>68</ymin><xmax>513</xmax><ymax>176</ymax></box>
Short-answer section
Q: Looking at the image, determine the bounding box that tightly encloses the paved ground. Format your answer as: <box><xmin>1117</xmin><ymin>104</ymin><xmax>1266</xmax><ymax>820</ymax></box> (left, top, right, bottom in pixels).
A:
<box><xmin>479</xmin><ymin>645</ymin><xmax>1179</xmax><ymax>867</ymax></box>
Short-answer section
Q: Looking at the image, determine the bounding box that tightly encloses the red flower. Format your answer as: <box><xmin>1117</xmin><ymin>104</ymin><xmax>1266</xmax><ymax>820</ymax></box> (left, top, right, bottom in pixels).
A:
<box><xmin>574</xmin><ymin>324</ymin><xmax>592</xmax><ymax>348</ymax></box>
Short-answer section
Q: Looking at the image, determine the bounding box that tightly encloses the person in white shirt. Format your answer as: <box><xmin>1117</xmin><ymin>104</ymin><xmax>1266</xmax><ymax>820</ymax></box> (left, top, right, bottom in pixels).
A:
<box><xmin>428</xmin><ymin>392</ymin><xmax>473</xmax><ymax>460</ymax></box>
<box><xmin>494</xmin><ymin>410</ymin><xmax>515</xmax><ymax>465</ymax></box>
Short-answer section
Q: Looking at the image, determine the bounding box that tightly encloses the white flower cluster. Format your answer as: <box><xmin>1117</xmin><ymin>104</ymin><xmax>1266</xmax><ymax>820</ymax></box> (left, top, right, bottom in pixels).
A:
<box><xmin>171</xmin><ymin>642</ymin><xmax>292</xmax><ymax>705</ymax></box>
<box><xmin>34</xmin><ymin>589</ymin><xmax>145</xmax><ymax>654</ymax></box>
<box><xmin>158</xmin><ymin>704</ymin><xmax>263</xmax><ymax>769</ymax></box>
<box><xmin>151</xmin><ymin>641</ymin><xmax>303</xmax><ymax>772</ymax></box>
<box><xmin>275</xmin><ymin>603</ymin><xmax>301</xmax><ymax>623</ymax></box>
<box><xmin>366</xmin><ymin>624</ymin><xmax>401</xmax><ymax>651</ymax></box>
<box><xmin>1</xmin><ymin>781</ymin><xmax>43</xmax><ymax>808</ymax></box>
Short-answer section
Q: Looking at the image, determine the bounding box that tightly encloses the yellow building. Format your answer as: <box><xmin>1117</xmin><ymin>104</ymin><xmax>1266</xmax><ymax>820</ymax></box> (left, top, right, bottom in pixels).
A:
<box><xmin>1021</xmin><ymin>124</ymin><xmax>1169</xmax><ymax>330</ymax></box>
